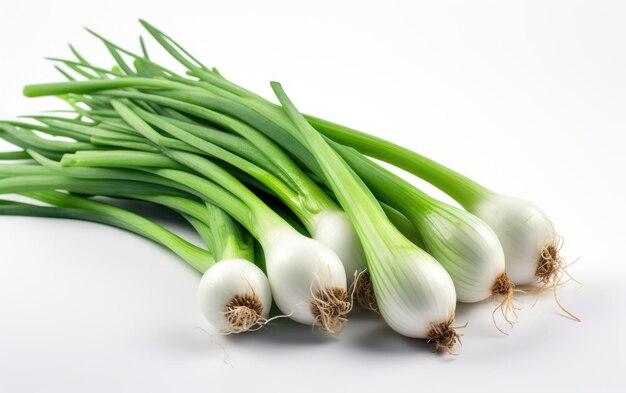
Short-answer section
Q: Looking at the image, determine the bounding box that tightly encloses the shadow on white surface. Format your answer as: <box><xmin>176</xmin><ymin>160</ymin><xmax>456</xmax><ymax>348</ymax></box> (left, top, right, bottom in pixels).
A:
<box><xmin>350</xmin><ymin>324</ymin><xmax>436</xmax><ymax>355</ymax></box>
<box><xmin>225</xmin><ymin>318</ymin><xmax>341</xmax><ymax>346</ymax></box>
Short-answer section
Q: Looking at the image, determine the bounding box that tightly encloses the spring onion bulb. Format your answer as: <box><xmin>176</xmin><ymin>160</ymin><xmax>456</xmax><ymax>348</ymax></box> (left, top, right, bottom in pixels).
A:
<box><xmin>139</xmin><ymin>193</ymin><xmax>273</xmax><ymax>334</ymax></box>
<box><xmin>271</xmin><ymin>82</ymin><xmax>458</xmax><ymax>351</ymax></box>
<box><xmin>471</xmin><ymin>195</ymin><xmax>559</xmax><ymax>286</ymax></box>
<box><xmin>196</xmin><ymin>202</ymin><xmax>272</xmax><ymax>334</ymax></box>
<box><xmin>198</xmin><ymin>258</ymin><xmax>271</xmax><ymax>333</ymax></box>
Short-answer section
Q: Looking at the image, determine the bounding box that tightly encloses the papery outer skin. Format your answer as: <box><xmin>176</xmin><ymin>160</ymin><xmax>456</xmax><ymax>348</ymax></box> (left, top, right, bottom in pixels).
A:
<box><xmin>311</xmin><ymin>211</ymin><xmax>366</xmax><ymax>282</ymax></box>
<box><xmin>263</xmin><ymin>229</ymin><xmax>348</xmax><ymax>324</ymax></box>
<box><xmin>472</xmin><ymin>193</ymin><xmax>556</xmax><ymax>285</ymax></box>
<box><xmin>371</xmin><ymin>247</ymin><xmax>457</xmax><ymax>338</ymax></box>
<box><xmin>198</xmin><ymin>259</ymin><xmax>272</xmax><ymax>330</ymax></box>
<box><xmin>417</xmin><ymin>206</ymin><xmax>506</xmax><ymax>303</ymax></box>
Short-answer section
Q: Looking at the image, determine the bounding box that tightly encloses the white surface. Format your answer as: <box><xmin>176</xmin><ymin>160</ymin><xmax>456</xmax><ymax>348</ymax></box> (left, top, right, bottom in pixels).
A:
<box><xmin>1</xmin><ymin>1</ymin><xmax>625</xmax><ymax>391</ymax></box>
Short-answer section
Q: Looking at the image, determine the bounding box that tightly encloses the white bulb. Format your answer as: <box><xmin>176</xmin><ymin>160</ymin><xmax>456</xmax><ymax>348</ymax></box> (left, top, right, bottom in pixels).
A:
<box><xmin>311</xmin><ymin>211</ymin><xmax>366</xmax><ymax>281</ymax></box>
<box><xmin>417</xmin><ymin>205</ymin><xmax>506</xmax><ymax>302</ymax></box>
<box><xmin>473</xmin><ymin>193</ymin><xmax>556</xmax><ymax>285</ymax></box>
<box><xmin>263</xmin><ymin>229</ymin><xmax>348</xmax><ymax>325</ymax></box>
<box><xmin>198</xmin><ymin>259</ymin><xmax>272</xmax><ymax>332</ymax></box>
<box><xmin>372</xmin><ymin>247</ymin><xmax>457</xmax><ymax>338</ymax></box>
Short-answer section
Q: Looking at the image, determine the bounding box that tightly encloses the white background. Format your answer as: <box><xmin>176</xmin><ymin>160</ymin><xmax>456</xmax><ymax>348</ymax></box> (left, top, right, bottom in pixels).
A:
<box><xmin>1</xmin><ymin>1</ymin><xmax>625</xmax><ymax>392</ymax></box>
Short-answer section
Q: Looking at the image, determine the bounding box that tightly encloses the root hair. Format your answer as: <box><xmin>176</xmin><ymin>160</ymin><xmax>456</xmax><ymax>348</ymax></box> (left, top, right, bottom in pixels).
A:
<box><xmin>530</xmin><ymin>234</ymin><xmax>581</xmax><ymax>322</ymax></box>
<box><xmin>310</xmin><ymin>287</ymin><xmax>351</xmax><ymax>334</ymax></box>
<box><xmin>536</xmin><ymin>238</ymin><xmax>564</xmax><ymax>286</ymax></box>
<box><xmin>222</xmin><ymin>293</ymin><xmax>267</xmax><ymax>334</ymax></box>
<box><xmin>426</xmin><ymin>316</ymin><xmax>465</xmax><ymax>355</ymax></box>
<box><xmin>490</xmin><ymin>272</ymin><xmax>521</xmax><ymax>334</ymax></box>
<box><xmin>351</xmin><ymin>269</ymin><xmax>378</xmax><ymax>313</ymax></box>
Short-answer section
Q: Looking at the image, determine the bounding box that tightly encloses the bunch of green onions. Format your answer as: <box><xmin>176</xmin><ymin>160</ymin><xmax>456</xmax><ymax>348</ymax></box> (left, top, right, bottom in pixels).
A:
<box><xmin>0</xmin><ymin>21</ymin><xmax>578</xmax><ymax>353</ymax></box>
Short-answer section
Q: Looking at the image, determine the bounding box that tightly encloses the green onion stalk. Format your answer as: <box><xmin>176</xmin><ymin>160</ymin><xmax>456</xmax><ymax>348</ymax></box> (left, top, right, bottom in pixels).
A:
<box><xmin>0</xmin><ymin>172</ymin><xmax>272</xmax><ymax>333</ymax></box>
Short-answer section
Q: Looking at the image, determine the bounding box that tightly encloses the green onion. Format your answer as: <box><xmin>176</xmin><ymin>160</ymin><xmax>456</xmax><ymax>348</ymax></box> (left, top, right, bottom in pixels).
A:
<box><xmin>192</xmin><ymin>201</ymin><xmax>271</xmax><ymax>334</ymax></box>
<box><xmin>0</xmin><ymin>185</ymin><xmax>272</xmax><ymax>333</ymax></box>
<box><xmin>270</xmin><ymin>82</ymin><xmax>459</xmax><ymax>351</ymax></box>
